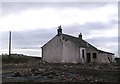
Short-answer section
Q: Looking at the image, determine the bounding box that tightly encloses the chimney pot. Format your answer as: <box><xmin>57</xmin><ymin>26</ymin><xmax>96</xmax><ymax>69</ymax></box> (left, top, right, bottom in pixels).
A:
<box><xmin>79</xmin><ymin>33</ymin><xmax>82</xmax><ymax>39</ymax></box>
<box><xmin>57</xmin><ymin>25</ymin><xmax>62</xmax><ymax>35</ymax></box>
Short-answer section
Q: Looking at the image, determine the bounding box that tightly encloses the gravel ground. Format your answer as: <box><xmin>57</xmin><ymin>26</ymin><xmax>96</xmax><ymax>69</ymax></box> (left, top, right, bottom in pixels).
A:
<box><xmin>2</xmin><ymin>62</ymin><xmax>120</xmax><ymax>83</ymax></box>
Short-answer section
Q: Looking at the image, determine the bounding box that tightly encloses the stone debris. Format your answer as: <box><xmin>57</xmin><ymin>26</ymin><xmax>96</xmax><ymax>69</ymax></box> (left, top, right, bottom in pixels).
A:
<box><xmin>11</xmin><ymin>72</ymin><xmax>22</xmax><ymax>77</ymax></box>
<box><xmin>3</xmin><ymin>63</ymin><xmax>119</xmax><ymax>82</ymax></box>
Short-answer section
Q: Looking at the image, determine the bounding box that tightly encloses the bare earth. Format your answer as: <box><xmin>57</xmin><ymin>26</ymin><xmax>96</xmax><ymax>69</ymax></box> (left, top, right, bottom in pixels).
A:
<box><xmin>2</xmin><ymin>59</ymin><xmax>120</xmax><ymax>83</ymax></box>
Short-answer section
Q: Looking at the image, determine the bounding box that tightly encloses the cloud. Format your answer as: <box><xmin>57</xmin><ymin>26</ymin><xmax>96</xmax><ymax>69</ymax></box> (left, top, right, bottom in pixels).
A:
<box><xmin>0</xmin><ymin>2</ymin><xmax>117</xmax><ymax>32</ymax></box>
<box><xmin>1</xmin><ymin>28</ymin><xmax>56</xmax><ymax>49</ymax></box>
<box><xmin>1</xmin><ymin>22</ymin><xmax>118</xmax><ymax>56</ymax></box>
<box><xmin>1</xmin><ymin>48</ymin><xmax>41</xmax><ymax>56</ymax></box>
<box><xmin>86</xmin><ymin>37</ymin><xmax>118</xmax><ymax>47</ymax></box>
<box><xmin>63</xmin><ymin>19</ymin><xmax>117</xmax><ymax>39</ymax></box>
<box><xmin>0</xmin><ymin>2</ymin><xmax>118</xmax><ymax>57</ymax></box>
<box><xmin>2</xmin><ymin>2</ymin><xmax>111</xmax><ymax>16</ymax></box>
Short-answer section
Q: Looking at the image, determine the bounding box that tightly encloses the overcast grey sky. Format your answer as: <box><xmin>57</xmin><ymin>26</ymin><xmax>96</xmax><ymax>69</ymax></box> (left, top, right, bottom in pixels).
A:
<box><xmin>0</xmin><ymin>1</ymin><xmax>118</xmax><ymax>57</ymax></box>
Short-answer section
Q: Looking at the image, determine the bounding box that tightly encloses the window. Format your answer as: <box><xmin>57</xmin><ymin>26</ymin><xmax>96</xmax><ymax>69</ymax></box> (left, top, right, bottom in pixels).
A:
<box><xmin>93</xmin><ymin>53</ymin><xmax>97</xmax><ymax>58</ymax></box>
<box><xmin>82</xmin><ymin>49</ymin><xmax>84</xmax><ymax>58</ymax></box>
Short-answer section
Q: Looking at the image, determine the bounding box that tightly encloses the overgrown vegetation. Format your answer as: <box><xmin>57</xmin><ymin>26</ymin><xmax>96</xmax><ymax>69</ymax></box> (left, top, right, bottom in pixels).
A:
<box><xmin>2</xmin><ymin>56</ymin><xmax>28</xmax><ymax>63</ymax></box>
<box><xmin>2</xmin><ymin>54</ymin><xmax>40</xmax><ymax>63</ymax></box>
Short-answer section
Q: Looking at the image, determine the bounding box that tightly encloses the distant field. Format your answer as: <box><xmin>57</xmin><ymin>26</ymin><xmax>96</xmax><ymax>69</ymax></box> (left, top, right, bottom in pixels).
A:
<box><xmin>1</xmin><ymin>55</ymin><xmax>41</xmax><ymax>63</ymax></box>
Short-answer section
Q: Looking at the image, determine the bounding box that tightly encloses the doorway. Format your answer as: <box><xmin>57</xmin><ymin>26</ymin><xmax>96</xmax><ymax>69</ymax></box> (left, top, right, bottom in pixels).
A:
<box><xmin>86</xmin><ymin>53</ymin><xmax>91</xmax><ymax>63</ymax></box>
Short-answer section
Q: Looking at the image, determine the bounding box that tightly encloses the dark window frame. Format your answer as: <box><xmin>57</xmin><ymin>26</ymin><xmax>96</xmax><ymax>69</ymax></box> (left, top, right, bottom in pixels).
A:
<box><xmin>82</xmin><ymin>49</ymin><xmax>85</xmax><ymax>59</ymax></box>
<box><xmin>93</xmin><ymin>53</ymin><xmax>97</xmax><ymax>59</ymax></box>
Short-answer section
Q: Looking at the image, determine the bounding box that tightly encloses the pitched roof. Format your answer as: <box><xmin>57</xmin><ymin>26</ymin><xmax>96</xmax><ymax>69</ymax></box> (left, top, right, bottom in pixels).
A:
<box><xmin>42</xmin><ymin>33</ymin><xmax>114</xmax><ymax>55</ymax></box>
<box><xmin>62</xmin><ymin>34</ymin><xmax>114</xmax><ymax>55</ymax></box>
<box><xmin>62</xmin><ymin>34</ymin><xmax>98</xmax><ymax>50</ymax></box>
<box><xmin>98</xmin><ymin>50</ymin><xmax>114</xmax><ymax>55</ymax></box>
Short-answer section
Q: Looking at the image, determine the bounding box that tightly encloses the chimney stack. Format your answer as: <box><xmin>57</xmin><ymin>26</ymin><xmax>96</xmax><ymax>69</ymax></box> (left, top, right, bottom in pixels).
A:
<box><xmin>78</xmin><ymin>33</ymin><xmax>82</xmax><ymax>40</ymax></box>
<box><xmin>57</xmin><ymin>25</ymin><xmax>62</xmax><ymax>35</ymax></box>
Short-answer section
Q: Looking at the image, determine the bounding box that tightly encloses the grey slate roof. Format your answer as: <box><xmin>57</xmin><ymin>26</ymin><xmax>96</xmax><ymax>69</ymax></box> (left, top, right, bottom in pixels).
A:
<box><xmin>42</xmin><ymin>33</ymin><xmax>114</xmax><ymax>55</ymax></box>
<box><xmin>62</xmin><ymin>34</ymin><xmax>114</xmax><ymax>55</ymax></box>
<box><xmin>62</xmin><ymin>34</ymin><xmax>97</xmax><ymax>49</ymax></box>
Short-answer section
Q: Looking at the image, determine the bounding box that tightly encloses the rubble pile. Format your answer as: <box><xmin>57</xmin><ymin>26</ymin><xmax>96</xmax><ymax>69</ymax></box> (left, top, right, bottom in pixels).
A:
<box><xmin>7</xmin><ymin>63</ymin><xmax>119</xmax><ymax>82</ymax></box>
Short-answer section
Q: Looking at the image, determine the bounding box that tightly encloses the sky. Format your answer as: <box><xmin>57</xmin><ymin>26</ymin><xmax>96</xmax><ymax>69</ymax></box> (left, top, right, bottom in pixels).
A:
<box><xmin>0</xmin><ymin>1</ymin><xmax>118</xmax><ymax>57</ymax></box>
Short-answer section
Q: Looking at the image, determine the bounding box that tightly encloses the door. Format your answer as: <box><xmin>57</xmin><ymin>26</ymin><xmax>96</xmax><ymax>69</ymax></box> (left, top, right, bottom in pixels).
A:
<box><xmin>86</xmin><ymin>53</ymin><xmax>91</xmax><ymax>63</ymax></box>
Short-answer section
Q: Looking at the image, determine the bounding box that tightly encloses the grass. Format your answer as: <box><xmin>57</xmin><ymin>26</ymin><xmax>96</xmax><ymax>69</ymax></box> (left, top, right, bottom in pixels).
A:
<box><xmin>1</xmin><ymin>54</ymin><xmax>41</xmax><ymax>63</ymax></box>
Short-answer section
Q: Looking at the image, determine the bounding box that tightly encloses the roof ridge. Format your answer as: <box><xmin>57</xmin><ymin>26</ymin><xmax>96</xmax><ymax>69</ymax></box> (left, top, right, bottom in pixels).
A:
<box><xmin>62</xmin><ymin>33</ymin><xmax>79</xmax><ymax>39</ymax></box>
<box><xmin>62</xmin><ymin>33</ymin><xmax>98</xmax><ymax>50</ymax></box>
<box><xmin>62</xmin><ymin>34</ymin><xmax>114</xmax><ymax>54</ymax></box>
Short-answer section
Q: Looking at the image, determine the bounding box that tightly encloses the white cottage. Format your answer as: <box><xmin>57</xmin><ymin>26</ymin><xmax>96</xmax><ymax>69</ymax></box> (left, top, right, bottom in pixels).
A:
<box><xmin>41</xmin><ymin>26</ymin><xmax>114</xmax><ymax>64</ymax></box>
